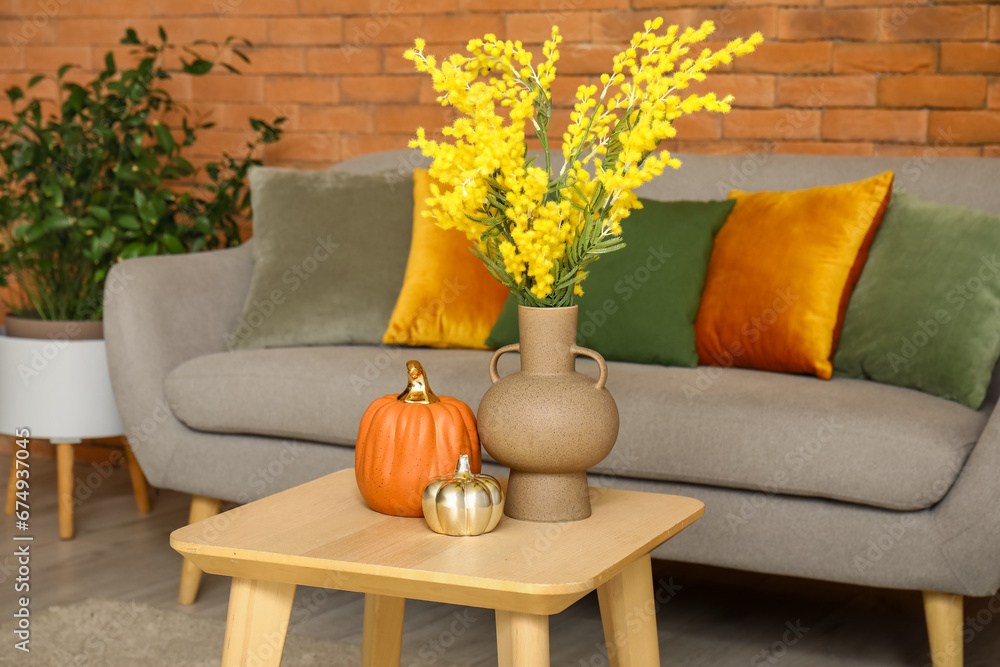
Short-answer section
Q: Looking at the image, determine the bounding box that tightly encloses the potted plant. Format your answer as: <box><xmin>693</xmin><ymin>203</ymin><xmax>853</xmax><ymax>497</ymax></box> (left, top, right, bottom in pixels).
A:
<box><xmin>0</xmin><ymin>27</ymin><xmax>284</xmax><ymax>540</ymax></box>
<box><xmin>0</xmin><ymin>26</ymin><xmax>284</xmax><ymax>339</ymax></box>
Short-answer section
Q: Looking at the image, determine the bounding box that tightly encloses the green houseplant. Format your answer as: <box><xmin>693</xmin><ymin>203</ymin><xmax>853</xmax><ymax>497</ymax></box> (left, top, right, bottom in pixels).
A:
<box><xmin>0</xmin><ymin>27</ymin><xmax>284</xmax><ymax>326</ymax></box>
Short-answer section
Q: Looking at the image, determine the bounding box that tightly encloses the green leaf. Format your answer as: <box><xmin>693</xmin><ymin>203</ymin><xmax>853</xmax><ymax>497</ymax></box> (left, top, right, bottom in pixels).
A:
<box><xmin>116</xmin><ymin>215</ymin><xmax>141</xmax><ymax>230</ymax></box>
<box><xmin>121</xmin><ymin>28</ymin><xmax>140</xmax><ymax>45</ymax></box>
<box><xmin>119</xmin><ymin>242</ymin><xmax>144</xmax><ymax>259</ymax></box>
<box><xmin>89</xmin><ymin>206</ymin><xmax>111</xmax><ymax>222</ymax></box>
<box><xmin>5</xmin><ymin>86</ymin><xmax>23</xmax><ymax>103</ymax></box>
<box><xmin>100</xmin><ymin>228</ymin><xmax>116</xmax><ymax>246</ymax></box>
<box><xmin>57</xmin><ymin>64</ymin><xmax>75</xmax><ymax>79</ymax></box>
<box><xmin>182</xmin><ymin>59</ymin><xmax>214</xmax><ymax>75</ymax></box>
<box><xmin>138</xmin><ymin>200</ymin><xmax>158</xmax><ymax>224</ymax></box>
<box><xmin>104</xmin><ymin>51</ymin><xmax>116</xmax><ymax>76</ymax></box>
<box><xmin>41</xmin><ymin>211</ymin><xmax>72</xmax><ymax>231</ymax></box>
<box><xmin>232</xmin><ymin>49</ymin><xmax>250</xmax><ymax>64</ymax></box>
<box><xmin>27</xmin><ymin>75</ymin><xmax>44</xmax><ymax>88</ymax></box>
<box><xmin>152</xmin><ymin>123</ymin><xmax>175</xmax><ymax>152</ymax></box>
<box><xmin>161</xmin><ymin>234</ymin><xmax>184</xmax><ymax>254</ymax></box>
<box><xmin>158</xmin><ymin>26</ymin><xmax>167</xmax><ymax>42</ymax></box>
<box><xmin>133</xmin><ymin>189</ymin><xmax>147</xmax><ymax>208</ymax></box>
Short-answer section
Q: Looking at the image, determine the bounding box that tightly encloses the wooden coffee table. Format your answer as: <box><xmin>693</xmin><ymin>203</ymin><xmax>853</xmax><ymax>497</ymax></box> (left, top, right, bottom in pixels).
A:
<box><xmin>170</xmin><ymin>469</ymin><xmax>703</xmax><ymax>666</ymax></box>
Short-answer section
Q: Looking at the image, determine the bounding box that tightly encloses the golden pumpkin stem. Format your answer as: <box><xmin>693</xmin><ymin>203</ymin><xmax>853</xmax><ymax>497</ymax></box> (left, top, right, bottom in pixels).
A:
<box><xmin>455</xmin><ymin>454</ymin><xmax>472</xmax><ymax>479</ymax></box>
<box><xmin>398</xmin><ymin>360</ymin><xmax>440</xmax><ymax>404</ymax></box>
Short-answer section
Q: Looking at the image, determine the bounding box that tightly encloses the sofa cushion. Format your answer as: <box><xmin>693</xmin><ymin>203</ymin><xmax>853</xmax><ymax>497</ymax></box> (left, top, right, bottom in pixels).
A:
<box><xmin>165</xmin><ymin>348</ymin><xmax>988</xmax><ymax>512</ymax></box>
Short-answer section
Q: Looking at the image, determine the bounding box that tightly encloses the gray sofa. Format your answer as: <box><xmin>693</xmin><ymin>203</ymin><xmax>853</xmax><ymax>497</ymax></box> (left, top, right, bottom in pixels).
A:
<box><xmin>105</xmin><ymin>150</ymin><xmax>1000</xmax><ymax>666</ymax></box>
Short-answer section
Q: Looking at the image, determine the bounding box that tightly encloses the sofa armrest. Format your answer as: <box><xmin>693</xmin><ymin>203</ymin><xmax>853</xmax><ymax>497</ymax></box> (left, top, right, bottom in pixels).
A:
<box><xmin>104</xmin><ymin>242</ymin><xmax>253</xmax><ymax>482</ymax></box>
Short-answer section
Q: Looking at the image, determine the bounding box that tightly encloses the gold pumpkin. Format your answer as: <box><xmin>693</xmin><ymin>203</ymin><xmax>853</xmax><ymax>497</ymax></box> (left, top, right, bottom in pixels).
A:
<box><xmin>422</xmin><ymin>455</ymin><xmax>504</xmax><ymax>536</ymax></box>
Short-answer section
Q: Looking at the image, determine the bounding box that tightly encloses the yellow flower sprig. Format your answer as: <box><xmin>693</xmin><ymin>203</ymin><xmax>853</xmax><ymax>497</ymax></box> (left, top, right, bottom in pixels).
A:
<box><xmin>404</xmin><ymin>19</ymin><xmax>762</xmax><ymax>306</ymax></box>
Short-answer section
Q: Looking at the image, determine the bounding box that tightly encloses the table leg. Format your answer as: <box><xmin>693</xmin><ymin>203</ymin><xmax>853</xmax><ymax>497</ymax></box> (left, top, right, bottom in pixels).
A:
<box><xmin>4</xmin><ymin>452</ymin><xmax>17</xmax><ymax>516</ymax></box>
<box><xmin>221</xmin><ymin>577</ymin><xmax>296</xmax><ymax>667</ymax></box>
<box><xmin>56</xmin><ymin>442</ymin><xmax>75</xmax><ymax>540</ymax></box>
<box><xmin>597</xmin><ymin>553</ymin><xmax>660</xmax><ymax>667</ymax></box>
<box><xmin>362</xmin><ymin>593</ymin><xmax>405</xmax><ymax>667</ymax></box>
<box><xmin>496</xmin><ymin>610</ymin><xmax>549</xmax><ymax>667</ymax></box>
<box><xmin>123</xmin><ymin>443</ymin><xmax>151</xmax><ymax>514</ymax></box>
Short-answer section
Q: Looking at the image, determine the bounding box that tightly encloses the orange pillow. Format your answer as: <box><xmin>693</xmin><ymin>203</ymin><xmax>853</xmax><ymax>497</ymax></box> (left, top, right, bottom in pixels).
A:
<box><xmin>382</xmin><ymin>169</ymin><xmax>509</xmax><ymax>349</ymax></box>
<box><xmin>694</xmin><ymin>171</ymin><xmax>894</xmax><ymax>379</ymax></box>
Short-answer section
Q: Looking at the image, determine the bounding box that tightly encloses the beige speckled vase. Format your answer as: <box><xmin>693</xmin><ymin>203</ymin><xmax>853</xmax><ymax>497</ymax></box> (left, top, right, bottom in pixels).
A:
<box><xmin>477</xmin><ymin>305</ymin><xmax>619</xmax><ymax>522</ymax></box>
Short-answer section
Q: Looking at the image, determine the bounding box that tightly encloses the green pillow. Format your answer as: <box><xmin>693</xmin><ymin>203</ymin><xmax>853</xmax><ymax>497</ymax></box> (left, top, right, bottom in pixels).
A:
<box><xmin>228</xmin><ymin>167</ymin><xmax>413</xmax><ymax>350</ymax></box>
<box><xmin>485</xmin><ymin>198</ymin><xmax>736</xmax><ymax>366</ymax></box>
<box><xmin>834</xmin><ymin>190</ymin><xmax>1000</xmax><ymax>409</ymax></box>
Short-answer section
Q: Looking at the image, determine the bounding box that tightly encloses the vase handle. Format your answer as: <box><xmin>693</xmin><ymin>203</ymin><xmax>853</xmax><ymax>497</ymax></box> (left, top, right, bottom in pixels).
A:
<box><xmin>571</xmin><ymin>345</ymin><xmax>609</xmax><ymax>390</ymax></box>
<box><xmin>489</xmin><ymin>344</ymin><xmax>520</xmax><ymax>384</ymax></box>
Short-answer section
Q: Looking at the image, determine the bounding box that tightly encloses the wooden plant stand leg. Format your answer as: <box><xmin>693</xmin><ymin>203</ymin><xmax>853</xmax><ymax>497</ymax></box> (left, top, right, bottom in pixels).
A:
<box><xmin>221</xmin><ymin>577</ymin><xmax>296</xmax><ymax>667</ymax></box>
<box><xmin>362</xmin><ymin>593</ymin><xmax>406</xmax><ymax>667</ymax></box>
<box><xmin>496</xmin><ymin>609</ymin><xmax>550</xmax><ymax>667</ymax></box>
<box><xmin>56</xmin><ymin>442</ymin><xmax>75</xmax><ymax>540</ymax></box>
<box><xmin>122</xmin><ymin>443</ymin><xmax>151</xmax><ymax>514</ymax></box>
<box><xmin>923</xmin><ymin>591</ymin><xmax>963</xmax><ymax>667</ymax></box>
<box><xmin>4</xmin><ymin>452</ymin><xmax>17</xmax><ymax>516</ymax></box>
<box><xmin>597</xmin><ymin>553</ymin><xmax>660</xmax><ymax>667</ymax></box>
<box><xmin>178</xmin><ymin>494</ymin><xmax>222</xmax><ymax>605</ymax></box>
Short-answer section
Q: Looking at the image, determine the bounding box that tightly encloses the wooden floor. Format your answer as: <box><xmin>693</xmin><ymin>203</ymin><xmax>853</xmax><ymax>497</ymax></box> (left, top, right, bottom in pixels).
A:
<box><xmin>4</xmin><ymin>453</ymin><xmax>1000</xmax><ymax>666</ymax></box>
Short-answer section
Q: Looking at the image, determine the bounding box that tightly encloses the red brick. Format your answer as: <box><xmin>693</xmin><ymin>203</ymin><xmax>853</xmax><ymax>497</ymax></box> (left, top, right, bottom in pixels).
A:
<box><xmin>299</xmin><ymin>106</ymin><xmax>374</xmax><ymax>132</ymax></box>
<box><xmin>834</xmin><ymin>44</ymin><xmax>936</xmax><ymax>74</ymax></box>
<box><xmin>265</xmin><ymin>131</ymin><xmax>341</xmax><ymax>162</ymax></box>
<box><xmin>421</xmin><ymin>14</ymin><xmax>505</xmax><ymax>43</ymax></box>
<box><xmin>990</xmin><ymin>78</ymin><xmax>1000</xmax><ymax>110</ymax></box>
<box><xmin>555</xmin><ymin>44</ymin><xmax>625</xmax><ymax>76</ymax></box>
<box><xmin>55</xmin><ymin>19</ymin><xmax>125</xmax><ymax>45</ymax></box>
<box><xmin>684</xmin><ymin>74</ymin><xmax>775</xmax><ymax>109</ymax></box>
<box><xmin>221</xmin><ymin>103</ymin><xmax>301</xmax><ymax>131</ymax></box>
<box><xmin>341</xmin><ymin>75</ymin><xmax>422</xmax><ymax>103</ymax></box>
<box><xmin>725</xmin><ymin>109</ymin><xmax>820</xmax><ymax>140</ymax></box>
<box><xmin>991</xmin><ymin>5</ymin><xmax>1000</xmax><ymax>41</ymax></box>
<box><xmin>878</xmin><ymin>76</ymin><xmax>987</xmax><ymax>109</ymax></box>
<box><xmin>343</xmin><ymin>15</ymin><xmax>423</xmax><ymax>45</ymax></box>
<box><xmin>340</xmin><ymin>133</ymin><xmax>412</xmax><ymax>160</ymax></box>
<box><xmin>877</xmin><ymin>5</ymin><xmax>987</xmax><ymax>42</ymax></box>
<box><xmin>267</xmin><ymin>18</ymin><xmax>344</xmax><ymax>44</ymax></box>
<box><xmin>0</xmin><ymin>46</ymin><xmax>24</xmax><ymax>72</ymax></box>
<box><xmin>821</xmin><ymin>0</ymin><xmax>923</xmax><ymax>7</ymax></box>
<box><xmin>385</xmin><ymin>0</ymin><xmax>459</xmax><ymax>14</ymax></box>
<box><xmin>57</xmin><ymin>0</ymin><xmax>148</xmax><ymax>17</ymax></box>
<box><xmin>873</xmin><ymin>144</ymin><xmax>982</xmax><ymax>158</ymax></box>
<box><xmin>20</xmin><ymin>46</ymin><xmax>91</xmax><ymax>74</ymax></box>
<box><xmin>190</xmin><ymin>74</ymin><xmax>265</xmax><ymax>102</ymax></box>
<box><xmin>128</xmin><ymin>19</ymin><xmax>269</xmax><ymax>45</ymax></box>
<box><xmin>941</xmin><ymin>44</ymin><xmax>1000</xmax><ymax>74</ymax></box>
<box><xmin>233</xmin><ymin>48</ymin><xmax>305</xmax><ymax>74</ymax></box>
<box><xmin>593</xmin><ymin>8</ymin><xmax>775</xmax><ymax>43</ymax></box>
<box><xmin>460</xmin><ymin>0</ymin><xmax>626</xmax><ymax>9</ymax></box>
<box><xmin>548</xmin><ymin>75</ymin><xmax>600</xmax><ymax>107</ymax></box>
<box><xmin>264</xmin><ymin>77</ymin><xmax>340</xmax><ymax>104</ymax></box>
<box><xmin>823</xmin><ymin>109</ymin><xmax>928</xmax><ymax>143</ymax></box>
<box><xmin>507</xmin><ymin>12</ymin><xmax>591</xmax><ymax>43</ymax></box>
<box><xmin>733</xmin><ymin>42</ymin><xmax>831</xmax><ymax>75</ymax></box>
<box><xmin>671</xmin><ymin>113</ymin><xmax>721</xmax><ymax>140</ymax></box>
<box><xmin>986</xmin><ymin>145</ymin><xmax>1000</xmax><ymax>158</ymax></box>
<box><xmin>187</xmin><ymin>128</ymin><xmax>259</xmax><ymax>158</ymax></box>
<box><xmin>929</xmin><ymin>111</ymin><xmax>1000</xmax><ymax>144</ymax></box>
<box><xmin>777</xmin><ymin>9</ymin><xmax>876</xmax><ymax>41</ymax></box>
<box><xmin>670</xmin><ymin>139</ymin><xmax>773</xmax><ymax>155</ymax></box>
<box><xmin>374</xmin><ymin>104</ymin><xmax>455</xmax><ymax>133</ymax></box>
<box><xmin>776</xmin><ymin>76</ymin><xmax>876</xmax><ymax>108</ymax></box>
<box><xmin>299</xmin><ymin>0</ymin><xmax>377</xmax><ymax>14</ymax></box>
<box><xmin>307</xmin><ymin>47</ymin><xmax>380</xmax><ymax>74</ymax></box>
<box><xmin>774</xmin><ymin>142</ymin><xmax>874</xmax><ymax>156</ymax></box>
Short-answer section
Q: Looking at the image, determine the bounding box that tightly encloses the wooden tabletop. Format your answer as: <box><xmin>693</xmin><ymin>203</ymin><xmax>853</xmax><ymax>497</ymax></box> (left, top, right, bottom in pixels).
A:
<box><xmin>171</xmin><ymin>469</ymin><xmax>703</xmax><ymax>615</ymax></box>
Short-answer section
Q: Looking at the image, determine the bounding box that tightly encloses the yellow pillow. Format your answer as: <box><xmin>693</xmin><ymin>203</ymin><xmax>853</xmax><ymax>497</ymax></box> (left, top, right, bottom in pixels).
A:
<box><xmin>694</xmin><ymin>171</ymin><xmax>894</xmax><ymax>380</ymax></box>
<box><xmin>383</xmin><ymin>169</ymin><xmax>509</xmax><ymax>349</ymax></box>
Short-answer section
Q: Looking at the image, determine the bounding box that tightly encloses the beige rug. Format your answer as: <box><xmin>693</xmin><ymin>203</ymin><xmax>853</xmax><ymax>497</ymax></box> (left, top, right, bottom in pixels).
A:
<box><xmin>0</xmin><ymin>598</ymin><xmax>460</xmax><ymax>666</ymax></box>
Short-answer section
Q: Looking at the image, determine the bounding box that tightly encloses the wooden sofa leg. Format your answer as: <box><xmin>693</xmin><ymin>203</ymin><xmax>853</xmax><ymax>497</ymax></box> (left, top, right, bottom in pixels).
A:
<box><xmin>123</xmin><ymin>443</ymin><xmax>151</xmax><ymax>514</ymax></box>
<box><xmin>178</xmin><ymin>494</ymin><xmax>222</xmax><ymax>605</ymax></box>
<box><xmin>923</xmin><ymin>591</ymin><xmax>964</xmax><ymax>667</ymax></box>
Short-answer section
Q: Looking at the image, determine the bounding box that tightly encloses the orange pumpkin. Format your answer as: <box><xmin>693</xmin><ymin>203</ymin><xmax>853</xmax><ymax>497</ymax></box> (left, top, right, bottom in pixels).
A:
<box><xmin>355</xmin><ymin>360</ymin><xmax>481</xmax><ymax>517</ymax></box>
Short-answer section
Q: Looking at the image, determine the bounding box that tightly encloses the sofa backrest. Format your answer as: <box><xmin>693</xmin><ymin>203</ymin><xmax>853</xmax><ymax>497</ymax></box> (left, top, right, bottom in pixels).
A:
<box><xmin>331</xmin><ymin>148</ymin><xmax>1000</xmax><ymax>216</ymax></box>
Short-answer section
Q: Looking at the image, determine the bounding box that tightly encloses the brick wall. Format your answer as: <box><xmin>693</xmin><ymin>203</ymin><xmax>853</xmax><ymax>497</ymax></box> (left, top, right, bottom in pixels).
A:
<box><xmin>1</xmin><ymin>0</ymin><xmax>998</xmax><ymax>172</ymax></box>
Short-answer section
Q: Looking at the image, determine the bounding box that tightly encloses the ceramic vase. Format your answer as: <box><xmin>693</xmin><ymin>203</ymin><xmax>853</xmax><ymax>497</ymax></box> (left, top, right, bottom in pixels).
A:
<box><xmin>477</xmin><ymin>305</ymin><xmax>619</xmax><ymax>522</ymax></box>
